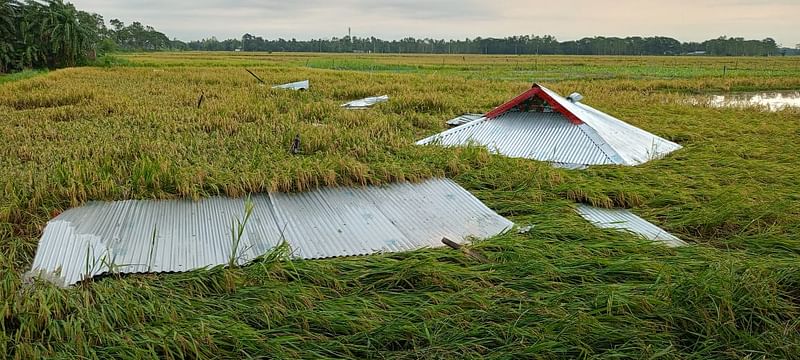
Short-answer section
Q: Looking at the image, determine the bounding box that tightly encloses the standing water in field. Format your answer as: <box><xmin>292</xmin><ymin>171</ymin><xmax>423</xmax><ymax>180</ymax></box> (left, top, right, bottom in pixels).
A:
<box><xmin>700</xmin><ymin>91</ymin><xmax>800</xmax><ymax>111</ymax></box>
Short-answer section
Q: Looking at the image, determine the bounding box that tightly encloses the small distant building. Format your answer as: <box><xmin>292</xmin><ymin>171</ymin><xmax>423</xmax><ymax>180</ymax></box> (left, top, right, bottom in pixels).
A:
<box><xmin>234</xmin><ymin>48</ymin><xmax>242</xmax><ymax>52</ymax></box>
<box><xmin>686</xmin><ymin>51</ymin><xmax>706</xmax><ymax>55</ymax></box>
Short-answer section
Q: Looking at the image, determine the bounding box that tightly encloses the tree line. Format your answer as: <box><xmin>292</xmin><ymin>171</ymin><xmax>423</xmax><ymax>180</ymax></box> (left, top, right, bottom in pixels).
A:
<box><xmin>0</xmin><ymin>0</ymin><xmax>174</xmax><ymax>73</ymax></box>
<box><xmin>1</xmin><ymin>0</ymin><xmax>792</xmax><ymax>74</ymax></box>
<box><xmin>188</xmin><ymin>34</ymin><xmax>782</xmax><ymax>56</ymax></box>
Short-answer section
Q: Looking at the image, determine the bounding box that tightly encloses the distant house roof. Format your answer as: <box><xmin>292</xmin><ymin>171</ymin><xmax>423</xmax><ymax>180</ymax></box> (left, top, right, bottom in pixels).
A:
<box><xmin>417</xmin><ymin>84</ymin><xmax>682</xmax><ymax>168</ymax></box>
<box><xmin>576</xmin><ymin>204</ymin><xmax>686</xmax><ymax>247</ymax></box>
<box><xmin>26</xmin><ymin>178</ymin><xmax>512</xmax><ymax>287</ymax></box>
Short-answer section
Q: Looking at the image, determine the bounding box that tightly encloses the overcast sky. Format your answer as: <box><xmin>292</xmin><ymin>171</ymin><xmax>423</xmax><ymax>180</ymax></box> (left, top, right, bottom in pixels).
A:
<box><xmin>70</xmin><ymin>0</ymin><xmax>799</xmax><ymax>47</ymax></box>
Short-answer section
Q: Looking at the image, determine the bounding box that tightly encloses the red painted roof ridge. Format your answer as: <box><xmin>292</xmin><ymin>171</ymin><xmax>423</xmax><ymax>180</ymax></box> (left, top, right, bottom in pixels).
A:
<box><xmin>485</xmin><ymin>83</ymin><xmax>584</xmax><ymax>125</ymax></box>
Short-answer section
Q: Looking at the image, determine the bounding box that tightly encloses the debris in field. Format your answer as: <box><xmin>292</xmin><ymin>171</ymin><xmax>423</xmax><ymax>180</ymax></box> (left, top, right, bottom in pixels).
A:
<box><xmin>417</xmin><ymin>83</ymin><xmax>682</xmax><ymax>168</ymax></box>
<box><xmin>446</xmin><ymin>113</ymin><xmax>484</xmax><ymax>127</ymax></box>
<box><xmin>575</xmin><ymin>204</ymin><xmax>686</xmax><ymax>247</ymax></box>
<box><xmin>341</xmin><ymin>95</ymin><xmax>389</xmax><ymax>109</ymax></box>
<box><xmin>272</xmin><ymin>80</ymin><xmax>309</xmax><ymax>91</ymax></box>
<box><xmin>516</xmin><ymin>225</ymin><xmax>534</xmax><ymax>234</ymax></box>
<box><xmin>26</xmin><ymin>178</ymin><xmax>513</xmax><ymax>287</ymax></box>
<box><xmin>245</xmin><ymin>69</ymin><xmax>265</xmax><ymax>84</ymax></box>
<box><xmin>441</xmin><ymin>237</ymin><xmax>489</xmax><ymax>263</ymax></box>
<box><xmin>291</xmin><ymin>134</ymin><xmax>301</xmax><ymax>154</ymax></box>
<box><xmin>196</xmin><ymin>91</ymin><xmax>204</xmax><ymax>108</ymax></box>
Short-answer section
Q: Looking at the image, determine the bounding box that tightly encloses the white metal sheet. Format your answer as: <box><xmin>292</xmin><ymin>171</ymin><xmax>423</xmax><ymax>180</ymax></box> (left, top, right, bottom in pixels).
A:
<box><xmin>26</xmin><ymin>179</ymin><xmax>513</xmax><ymax>286</ymax></box>
<box><xmin>418</xmin><ymin>112</ymin><xmax>616</xmax><ymax>167</ymax></box>
<box><xmin>341</xmin><ymin>95</ymin><xmax>389</xmax><ymax>109</ymax></box>
<box><xmin>576</xmin><ymin>204</ymin><xmax>686</xmax><ymax>247</ymax></box>
<box><xmin>272</xmin><ymin>80</ymin><xmax>309</xmax><ymax>90</ymax></box>
<box><xmin>446</xmin><ymin>113</ymin><xmax>485</xmax><ymax>127</ymax></box>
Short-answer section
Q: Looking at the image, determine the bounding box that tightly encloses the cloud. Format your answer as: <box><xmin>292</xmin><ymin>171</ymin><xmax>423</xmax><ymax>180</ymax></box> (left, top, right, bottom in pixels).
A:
<box><xmin>70</xmin><ymin>0</ymin><xmax>799</xmax><ymax>46</ymax></box>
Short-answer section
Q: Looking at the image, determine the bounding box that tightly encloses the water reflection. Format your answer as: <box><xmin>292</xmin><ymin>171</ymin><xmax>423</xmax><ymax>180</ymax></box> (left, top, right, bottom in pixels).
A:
<box><xmin>706</xmin><ymin>91</ymin><xmax>800</xmax><ymax>111</ymax></box>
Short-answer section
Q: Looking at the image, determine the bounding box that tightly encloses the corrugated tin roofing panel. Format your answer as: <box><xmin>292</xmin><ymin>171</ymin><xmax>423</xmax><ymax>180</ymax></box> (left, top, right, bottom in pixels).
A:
<box><xmin>272</xmin><ymin>80</ymin><xmax>309</xmax><ymax>90</ymax></box>
<box><xmin>576</xmin><ymin>204</ymin><xmax>686</xmax><ymax>247</ymax></box>
<box><xmin>268</xmin><ymin>187</ymin><xmax>414</xmax><ymax>259</ymax></box>
<box><xmin>446</xmin><ymin>113</ymin><xmax>484</xmax><ymax>127</ymax></box>
<box><xmin>341</xmin><ymin>95</ymin><xmax>389</xmax><ymax>109</ymax></box>
<box><xmin>418</xmin><ymin>112</ymin><xmax>616</xmax><ymax>167</ymax></box>
<box><xmin>26</xmin><ymin>178</ymin><xmax>512</xmax><ymax>286</ymax></box>
<box><xmin>572</xmin><ymin>102</ymin><xmax>683</xmax><ymax>165</ymax></box>
<box><xmin>364</xmin><ymin>179</ymin><xmax>511</xmax><ymax>244</ymax></box>
<box><xmin>537</xmin><ymin>85</ymin><xmax>682</xmax><ymax>165</ymax></box>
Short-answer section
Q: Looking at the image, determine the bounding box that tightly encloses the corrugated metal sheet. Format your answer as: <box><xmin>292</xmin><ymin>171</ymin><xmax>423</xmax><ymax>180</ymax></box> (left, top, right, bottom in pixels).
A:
<box><xmin>575</xmin><ymin>204</ymin><xmax>686</xmax><ymax>247</ymax></box>
<box><xmin>446</xmin><ymin>113</ymin><xmax>484</xmax><ymax>127</ymax></box>
<box><xmin>341</xmin><ymin>95</ymin><xmax>389</xmax><ymax>109</ymax></box>
<box><xmin>536</xmin><ymin>85</ymin><xmax>682</xmax><ymax>165</ymax></box>
<box><xmin>418</xmin><ymin>112</ymin><xmax>617</xmax><ymax>167</ymax></box>
<box><xmin>417</xmin><ymin>84</ymin><xmax>682</xmax><ymax>167</ymax></box>
<box><xmin>571</xmin><ymin>101</ymin><xmax>682</xmax><ymax>165</ymax></box>
<box><xmin>272</xmin><ymin>80</ymin><xmax>309</xmax><ymax>90</ymax></box>
<box><xmin>26</xmin><ymin>178</ymin><xmax>513</xmax><ymax>287</ymax></box>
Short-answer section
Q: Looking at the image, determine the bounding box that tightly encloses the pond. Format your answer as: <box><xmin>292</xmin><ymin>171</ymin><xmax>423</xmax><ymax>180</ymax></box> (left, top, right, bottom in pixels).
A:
<box><xmin>703</xmin><ymin>91</ymin><xmax>800</xmax><ymax>111</ymax></box>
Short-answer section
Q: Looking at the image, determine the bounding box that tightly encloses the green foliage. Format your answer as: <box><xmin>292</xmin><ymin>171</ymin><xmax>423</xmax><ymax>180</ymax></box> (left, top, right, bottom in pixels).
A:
<box><xmin>90</xmin><ymin>54</ymin><xmax>132</xmax><ymax>67</ymax></box>
<box><xmin>0</xmin><ymin>0</ymin><xmax>104</xmax><ymax>72</ymax></box>
<box><xmin>229</xmin><ymin>196</ymin><xmax>255</xmax><ymax>267</ymax></box>
<box><xmin>0</xmin><ymin>69</ymin><xmax>46</xmax><ymax>84</ymax></box>
<box><xmin>108</xmin><ymin>19</ymin><xmax>172</xmax><ymax>52</ymax></box>
<box><xmin>0</xmin><ymin>1</ymin><xmax>172</xmax><ymax>73</ymax></box>
<box><xmin>189</xmin><ymin>33</ymin><xmax>782</xmax><ymax>56</ymax></box>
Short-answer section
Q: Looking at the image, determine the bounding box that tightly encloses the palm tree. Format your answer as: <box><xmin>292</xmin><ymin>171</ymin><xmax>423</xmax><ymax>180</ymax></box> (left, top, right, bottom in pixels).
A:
<box><xmin>1</xmin><ymin>0</ymin><xmax>104</xmax><ymax>72</ymax></box>
<box><xmin>17</xmin><ymin>0</ymin><xmax>47</xmax><ymax>69</ymax></box>
<box><xmin>41</xmin><ymin>0</ymin><xmax>87</xmax><ymax>67</ymax></box>
<box><xmin>0</xmin><ymin>0</ymin><xmax>20</xmax><ymax>72</ymax></box>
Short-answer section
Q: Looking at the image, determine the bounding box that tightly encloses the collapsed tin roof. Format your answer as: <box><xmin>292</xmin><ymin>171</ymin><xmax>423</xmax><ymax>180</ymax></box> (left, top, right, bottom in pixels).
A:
<box><xmin>576</xmin><ymin>204</ymin><xmax>686</xmax><ymax>247</ymax></box>
<box><xmin>26</xmin><ymin>178</ymin><xmax>512</xmax><ymax>287</ymax></box>
<box><xmin>417</xmin><ymin>84</ymin><xmax>682</xmax><ymax>168</ymax></box>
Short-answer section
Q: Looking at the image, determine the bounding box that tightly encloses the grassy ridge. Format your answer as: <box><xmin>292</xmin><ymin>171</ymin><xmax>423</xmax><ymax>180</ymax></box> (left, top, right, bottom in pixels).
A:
<box><xmin>115</xmin><ymin>52</ymin><xmax>800</xmax><ymax>82</ymax></box>
<box><xmin>0</xmin><ymin>70</ymin><xmax>47</xmax><ymax>85</ymax></box>
<box><xmin>1</xmin><ymin>54</ymin><xmax>799</xmax><ymax>358</ymax></box>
